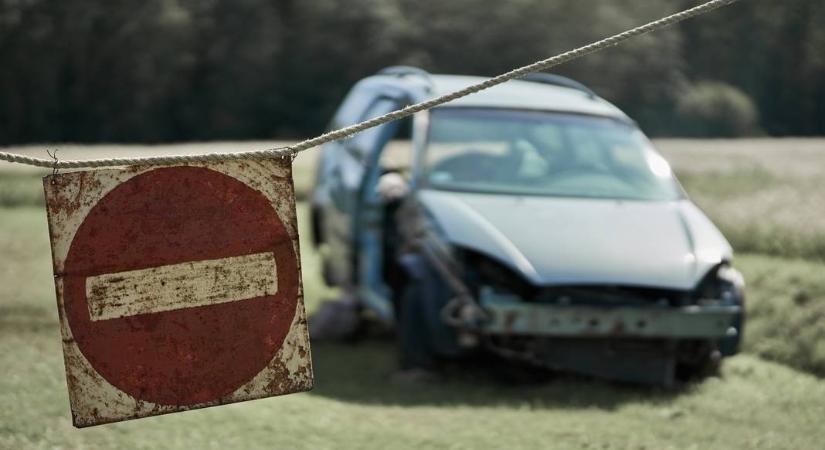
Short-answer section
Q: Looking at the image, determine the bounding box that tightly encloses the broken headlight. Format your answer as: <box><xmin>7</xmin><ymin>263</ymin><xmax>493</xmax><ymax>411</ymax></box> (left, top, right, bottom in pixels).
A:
<box><xmin>457</xmin><ymin>248</ymin><xmax>536</xmax><ymax>300</ymax></box>
<box><xmin>695</xmin><ymin>263</ymin><xmax>745</xmax><ymax>305</ymax></box>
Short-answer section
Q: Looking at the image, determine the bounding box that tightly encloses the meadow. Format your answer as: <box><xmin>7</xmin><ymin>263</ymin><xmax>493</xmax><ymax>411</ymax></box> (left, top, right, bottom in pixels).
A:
<box><xmin>660</xmin><ymin>139</ymin><xmax>825</xmax><ymax>260</ymax></box>
<box><xmin>0</xmin><ymin>138</ymin><xmax>824</xmax><ymax>449</ymax></box>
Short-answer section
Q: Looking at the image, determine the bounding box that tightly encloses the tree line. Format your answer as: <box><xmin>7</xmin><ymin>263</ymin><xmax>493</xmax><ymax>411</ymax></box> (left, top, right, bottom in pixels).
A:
<box><xmin>0</xmin><ymin>0</ymin><xmax>822</xmax><ymax>144</ymax></box>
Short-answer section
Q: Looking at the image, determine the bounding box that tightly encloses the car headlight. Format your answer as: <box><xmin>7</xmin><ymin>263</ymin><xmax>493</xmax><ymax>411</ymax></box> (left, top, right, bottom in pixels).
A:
<box><xmin>456</xmin><ymin>248</ymin><xmax>535</xmax><ymax>299</ymax></box>
<box><xmin>696</xmin><ymin>264</ymin><xmax>744</xmax><ymax>304</ymax></box>
<box><xmin>717</xmin><ymin>265</ymin><xmax>745</xmax><ymax>290</ymax></box>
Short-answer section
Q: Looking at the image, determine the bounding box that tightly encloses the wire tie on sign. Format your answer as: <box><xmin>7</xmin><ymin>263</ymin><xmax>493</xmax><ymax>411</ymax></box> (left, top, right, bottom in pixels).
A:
<box><xmin>46</xmin><ymin>149</ymin><xmax>60</xmax><ymax>178</ymax></box>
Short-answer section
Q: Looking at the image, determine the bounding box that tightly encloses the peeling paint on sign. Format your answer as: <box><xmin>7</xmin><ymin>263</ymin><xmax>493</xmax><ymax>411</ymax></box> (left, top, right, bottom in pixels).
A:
<box><xmin>86</xmin><ymin>252</ymin><xmax>279</xmax><ymax>321</ymax></box>
<box><xmin>42</xmin><ymin>158</ymin><xmax>313</xmax><ymax>427</ymax></box>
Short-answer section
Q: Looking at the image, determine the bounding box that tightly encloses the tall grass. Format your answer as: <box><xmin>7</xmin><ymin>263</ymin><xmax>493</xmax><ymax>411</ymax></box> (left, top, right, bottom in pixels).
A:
<box><xmin>0</xmin><ymin>173</ymin><xmax>45</xmax><ymax>207</ymax></box>
<box><xmin>659</xmin><ymin>138</ymin><xmax>825</xmax><ymax>260</ymax></box>
<box><xmin>0</xmin><ymin>143</ymin><xmax>824</xmax><ymax>448</ymax></box>
<box><xmin>676</xmin><ymin>167</ymin><xmax>825</xmax><ymax>260</ymax></box>
<box><xmin>736</xmin><ymin>254</ymin><xmax>825</xmax><ymax>376</ymax></box>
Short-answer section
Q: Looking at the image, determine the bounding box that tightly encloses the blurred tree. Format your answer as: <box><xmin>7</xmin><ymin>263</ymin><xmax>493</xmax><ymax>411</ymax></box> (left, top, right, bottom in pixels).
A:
<box><xmin>395</xmin><ymin>0</ymin><xmax>684</xmax><ymax>134</ymax></box>
<box><xmin>175</xmin><ymin>0</ymin><xmax>284</xmax><ymax>139</ymax></box>
<box><xmin>680</xmin><ymin>0</ymin><xmax>825</xmax><ymax>135</ymax></box>
<box><xmin>548</xmin><ymin>1</ymin><xmax>685</xmax><ymax>135</ymax></box>
<box><xmin>267</xmin><ymin>0</ymin><xmax>406</xmax><ymax>136</ymax></box>
<box><xmin>0</xmin><ymin>0</ymin><xmax>822</xmax><ymax>143</ymax></box>
<box><xmin>0</xmin><ymin>0</ymin><xmax>196</xmax><ymax>141</ymax></box>
<box><xmin>676</xmin><ymin>81</ymin><xmax>759</xmax><ymax>137</ymax></box>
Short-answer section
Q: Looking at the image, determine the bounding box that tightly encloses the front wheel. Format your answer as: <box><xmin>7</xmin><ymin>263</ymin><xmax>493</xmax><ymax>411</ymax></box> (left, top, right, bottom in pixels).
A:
<box><xmin>396</xmin><ymin>281</ymin><xmax>436</xmax><ymax>370</ymax></box>
<box><xmin>395</xmin><ymin>259</ymin><xmax>462</xmax><ymax>370</ymax></box>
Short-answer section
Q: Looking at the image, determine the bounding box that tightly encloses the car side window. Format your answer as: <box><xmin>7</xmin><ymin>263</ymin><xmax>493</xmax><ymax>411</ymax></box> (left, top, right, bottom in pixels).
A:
<box><xmin>330</xmin><ymin>85</ymin><xmax>374</xmax><ymax>130</ymax></box>
<box><xmin>378</xmin><ymin>116</ymin><xmax>413</xmax><ymax>176</ymax></box>
<box><xmin>347</xmin><ymin>97</ymin><xmax>402</xmax><ymax>158</ymax></box>
<box><xmin>317</xmin><ymin>88</ymin><xmax>374</xmax><ymax>178</ymax></box>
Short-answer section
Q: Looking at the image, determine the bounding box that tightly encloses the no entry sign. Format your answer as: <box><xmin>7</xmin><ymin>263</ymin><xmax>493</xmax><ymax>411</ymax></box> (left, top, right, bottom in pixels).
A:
<box><xmin>43</xmin><ymin>159</ymin><xmax>312</xmax><ymax>427</ymax></box>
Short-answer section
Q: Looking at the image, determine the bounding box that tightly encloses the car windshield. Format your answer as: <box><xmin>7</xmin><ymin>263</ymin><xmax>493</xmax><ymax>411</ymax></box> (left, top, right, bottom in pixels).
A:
<box><xmin>423</xmin><ymin>108</ymin><xmax>683</xmax><ymax>201</ymax></box>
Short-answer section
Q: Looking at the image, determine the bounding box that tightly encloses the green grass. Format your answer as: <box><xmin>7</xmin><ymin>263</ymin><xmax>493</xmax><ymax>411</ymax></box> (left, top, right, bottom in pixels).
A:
<box><xmin>1</xmin><ymin>140</ymin><xmax>825</xmax><ymax>448</ymax></box>
<box><xmin>0</xmin><ymin>172</ymin><xmax>45</xmax><ymax>207</ymax></box>
<box><xmin>735</xmin><ymin>254</ymin><xmax>825</xmax><ymax>376</ymax></box>
<box><xmin>1</xmin><ymin>204</ymin><xmax>825</xmax><ymax>450</ymax></box>
<box><xmin>676</xmin><ymin>169</ymin><xmax>825</xmax><ymax>260</ymax></box>
<box><xmin>658</xmin><ymin>138</ymin><xmax>825</xmax><ymax>260</ymax></box>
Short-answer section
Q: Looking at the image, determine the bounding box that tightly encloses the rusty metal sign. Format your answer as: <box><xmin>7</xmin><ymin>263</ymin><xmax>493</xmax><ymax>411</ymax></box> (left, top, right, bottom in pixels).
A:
<box><xmin>43</xmin><ymin>159</ymin><xmax>313</xmax><ymax>427</ymax></box>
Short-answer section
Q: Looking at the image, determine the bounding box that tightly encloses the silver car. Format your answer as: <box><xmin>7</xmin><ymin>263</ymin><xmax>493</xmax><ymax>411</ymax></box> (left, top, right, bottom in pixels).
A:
<box><xmin>310</xmin><ymin>67</ymin><xmax>744</xmax><ymax>385</ymax></box>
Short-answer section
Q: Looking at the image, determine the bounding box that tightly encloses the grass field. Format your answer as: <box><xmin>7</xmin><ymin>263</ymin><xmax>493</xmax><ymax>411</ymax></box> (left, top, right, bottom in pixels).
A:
<box><xmin>660</xmin><ymin>139</ymin><xmax>825</xmax><ymax>261</ymax></box>
<box><xmin>3</xmin><ymin>138</ymin><xmax>824</xmax><ymax>258</ymax></box>
<box><xmin>1</xmin><ymin>139</ymin><xmax>824</xmax><ymax>449</ymax></box>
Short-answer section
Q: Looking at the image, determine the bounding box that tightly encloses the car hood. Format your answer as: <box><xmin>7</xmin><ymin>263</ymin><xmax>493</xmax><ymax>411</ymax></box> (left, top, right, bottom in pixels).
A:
<box><xmin>418</xmin><ymin>190</ymin><xmax>732</xmax><ymax>290</ymax></box>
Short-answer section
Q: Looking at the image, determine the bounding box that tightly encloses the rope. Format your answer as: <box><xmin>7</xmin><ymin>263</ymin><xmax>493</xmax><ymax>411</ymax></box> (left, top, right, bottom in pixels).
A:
<box><xmin>0</xmin><ymin>0</ymin><xmax>739</xmax><ymax>170</ymax></box>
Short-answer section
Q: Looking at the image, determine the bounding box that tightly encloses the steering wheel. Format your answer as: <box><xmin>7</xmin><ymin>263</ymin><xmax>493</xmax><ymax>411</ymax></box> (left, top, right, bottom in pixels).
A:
<box><xmin>430</xmin><ymin>149</ymin><xmax>500</xmax><ymax>182</ymax></box>
<box><xmin>546</xmin><ymin>162</ymin><xmax>612</xmax><ymax>179</ymax></box>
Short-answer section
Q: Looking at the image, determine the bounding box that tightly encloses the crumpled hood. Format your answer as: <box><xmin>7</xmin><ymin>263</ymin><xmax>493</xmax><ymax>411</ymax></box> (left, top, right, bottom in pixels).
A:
<box><xmin>418</xmin><ymin>190</ymin><xmax>732</xmax><ymax>290</ymax></box>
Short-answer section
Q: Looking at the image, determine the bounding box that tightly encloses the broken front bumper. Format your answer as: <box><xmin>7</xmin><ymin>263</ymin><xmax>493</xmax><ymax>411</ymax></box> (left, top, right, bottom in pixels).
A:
<box><xmin>479</xmin><ymin>289</ymin><xmax>741</xmax><ymax>339</ymax></box>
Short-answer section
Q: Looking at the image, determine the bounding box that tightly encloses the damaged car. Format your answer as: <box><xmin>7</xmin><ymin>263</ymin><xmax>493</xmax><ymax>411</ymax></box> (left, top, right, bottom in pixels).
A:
<box><xmin>310</xmin><ymin>66</ymin><xmax>744</xmax><ymax>386</ymax></box>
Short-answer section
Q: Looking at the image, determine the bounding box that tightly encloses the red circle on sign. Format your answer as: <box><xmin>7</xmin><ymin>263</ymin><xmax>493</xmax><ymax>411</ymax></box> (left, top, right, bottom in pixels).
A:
<box><xmin>62</xmin><ymin>166</ymin><xmax>298</xmax><ymax>406</ymax></box>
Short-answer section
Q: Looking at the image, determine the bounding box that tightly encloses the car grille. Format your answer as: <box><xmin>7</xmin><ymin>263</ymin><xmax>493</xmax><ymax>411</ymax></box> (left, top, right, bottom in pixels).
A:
<box><xmin>530</xmin><ymin>285</ymin><xmax>693</xmax><ymax>307</ymax></box>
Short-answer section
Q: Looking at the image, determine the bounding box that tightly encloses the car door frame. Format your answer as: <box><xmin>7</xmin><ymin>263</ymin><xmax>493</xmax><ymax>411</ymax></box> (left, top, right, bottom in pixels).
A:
<box><xmin>354</xmin><ymin>107</ymin><xmax>429</xmax><ymax>323</ymax></box>
<box><xmin>319</xmin><ymin>83</ymin><xmax>412</xmax><ymax>292</ymax></box>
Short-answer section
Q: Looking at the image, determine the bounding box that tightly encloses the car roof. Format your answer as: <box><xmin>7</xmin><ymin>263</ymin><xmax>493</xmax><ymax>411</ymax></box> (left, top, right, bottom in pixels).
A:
<box><xmin>361</xmin><ymin>72</ymin><xmax>631</xmax><ymax>121</ymax></box>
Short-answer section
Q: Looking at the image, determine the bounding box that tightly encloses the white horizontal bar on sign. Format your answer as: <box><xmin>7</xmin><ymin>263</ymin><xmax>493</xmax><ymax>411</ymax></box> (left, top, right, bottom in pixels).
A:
<box><xmin>85</xmin><ymin>252</ymin><xmax>278</xmax><ymax>321</ymax></box>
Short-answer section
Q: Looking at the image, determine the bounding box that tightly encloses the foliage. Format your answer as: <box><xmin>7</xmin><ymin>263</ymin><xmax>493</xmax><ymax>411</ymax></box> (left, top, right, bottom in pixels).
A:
<box><xmin>0</xmin><ymin>0</ymin><xmax>823</xmax><ymax>143</ymax></box>
<box><xmin>675</xmin><ymin>81</ymin><xmax>759</xmax><ymax>137</ymax></box>
<box><xmin>679</xmin><ymin>0</ymin><xmax>825</xmax><ymax>136</ymax></box>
